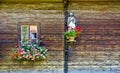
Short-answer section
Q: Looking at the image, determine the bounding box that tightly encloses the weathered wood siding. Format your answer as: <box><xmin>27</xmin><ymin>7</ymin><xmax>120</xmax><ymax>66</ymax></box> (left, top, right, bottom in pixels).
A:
<box><xmin>0</xmin><ymin>10</ymin><xmax>64</xmax><ymax>50</ymax></box>
<box><xmin>0</xmin><ymin>2</ymin><xmax>64</xmax><ymax>71</ymax></box>
<box><xmin>0</xmin><ymin>0</ymin><xmax>120</xmax><ymax>71</ymax></box>
<box><xmin>66</xmin><ymin>1</ymin><xmax>120</xmax><ymax>70</ymax></box>
<box><xmin>68</xmin><ymin>1</ymin><xmax>120</xmax><ymax>51</ymax></box>
<box><xmin>69</xmin><ymin>0</ymin><xmax>120</xmax><ymax>1</ymax></box>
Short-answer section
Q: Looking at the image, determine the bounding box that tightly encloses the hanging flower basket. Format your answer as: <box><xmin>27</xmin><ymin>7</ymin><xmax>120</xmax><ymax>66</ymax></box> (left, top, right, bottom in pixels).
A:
<box><xmin>64</xmin><ymin>26</ymin><xmax>83</xmax><ymax>42</ymax></box>
<box><xmin>68</xmin><ymin>37</ymin><xmax>75</xmax><ymax>42</ymax></box>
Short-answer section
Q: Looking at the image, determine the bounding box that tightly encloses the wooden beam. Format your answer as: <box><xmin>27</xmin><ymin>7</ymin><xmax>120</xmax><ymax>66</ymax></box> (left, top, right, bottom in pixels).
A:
<box><xmin>69</xmin><ymin>0</ymin><xmax>120</xmax><ymax>2</ymax></box>
<box><xmin>0</xmin><ymin>0</ymin><xmax>63</xmax><ymax>3</ymax></box>
<box><xmin>0</xmin><ymin>3</ymin><xmax>64</xmax><ymax>10</ymax></box>
<box><xmin>68</xmin><ymin>1</ymin><xmax>120</xmax><ymax>10</ymax></box>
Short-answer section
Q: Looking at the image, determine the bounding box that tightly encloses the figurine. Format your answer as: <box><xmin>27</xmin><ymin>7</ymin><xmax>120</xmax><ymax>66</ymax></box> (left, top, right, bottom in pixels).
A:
<box><xmin>67</xmin><ymin>12</ymin><xmax>76</xmax><ymax>31</ymax></box>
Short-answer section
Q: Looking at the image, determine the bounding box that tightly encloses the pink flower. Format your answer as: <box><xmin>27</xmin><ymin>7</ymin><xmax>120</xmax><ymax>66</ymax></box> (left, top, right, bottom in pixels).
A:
<box><xmin>31</xmin><ymin>56</ymin><xmax>35</xmax><ymax>60</ymax></box>
<box><xmin>35</xmin><ymin>53</ymin><xmax>40</xmax><ymax>56</ymax></box>
<box><xmin>29</xmin><ymin>55</ymin><xmax>32</xmax><ymax>58</ymax></box>
<box><xmin>23</xmin><ymin>54</ymin><xmax>26</xmax><ymax>58</ymax></box>
<box><xmin>20</xmin><ymin>56</ymin><xmax>23</xmax><ymax>59</ymax></box>
<box><xmin>27</xmin><ymin>50</ymin><xmax>30</xmax><ymax>54</ymax></box>
<box><xmin>18</xmin><ymin>48</ymin><xmax>24</xmax><ymax>53</ymax></box>
<box><xmin>20</xmin><ymin>52</ymin><xmax>24</xmax><ymax>55</ymax></box>
<box><xmin>33</xmin><ymin>48</ymin><xmax>37</xmax><ymax>52</ymax></box>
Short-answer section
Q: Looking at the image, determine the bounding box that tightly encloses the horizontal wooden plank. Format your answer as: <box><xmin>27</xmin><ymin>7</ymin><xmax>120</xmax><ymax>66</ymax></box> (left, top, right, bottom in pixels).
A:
<box><xmin>0</xmin><ymin>42</ymin><xmax>17</xmax><ymax>48</ymax></box>
<box><xmin>41</xmin><ymin>33</ymin><xmax>63</xmax><ymax>35</ymax></box>
<box><xmin>76</xmin><ymin>14</ymin><xmax>120</xmax><ymax>19</ymax></box>
<box><xmin>79</xmin><ymin>35</ymin><xmax>120</xmax><ymax>41</ymax></box>
<box><xmin>41</xmin><ymin>30</ymin><xmax>64</xmax><ymax>33</ymax></box>
<box><xmin>68</xmin><ymin>2</ymin><xmax>120</xmax><ymax>10</ymax></box>
<box><xmin>69</xmin><ymin>0</ymin><xmax>120</xmax><ymax>1</ymax></box>
<box><xmin>0</xmin><ymin>32</ymin><xmax>17</xmax><ymax>34</ymax></box>
<box><xmin>78</xmin><ymin>33</ymin><xmax>120</xmax><ymax>40</ymax></box>
<box><xmin>80</xmin><ymin>23</ymin><xmax>120</xmax><ymax>26</ymax></box>
<box><xmin>0</xmin><ymin>3</ymin><xmax>64</xmax><ymax>10</ymax></box>
<box><xmin>81</xmin><ymin>29</ymin><xmax>120</xmax><ymax>35</ymax></box>
<box><xmin>80</xmin><ymin>24</ymin><xmax>120</xmax><ymax>30</ymax></box>
<box><xmin>0</xmin><ymin>26</ymin><xmax>17</xmax><ymax>30</ymax></box>
<box><xmin>42</xmin><ymin>24</ymin><xmax>64</xmax><ymax>28</ymax></box>
<box><xmin>0</xmin><ymin>0</ymin><xmax>63</xmax><ymax>3</ymax></box>
<box><xmin>0</xmin><ymin>40</ymin><xmax>17</xmax><ymax>43</ymax></box>
<box><xmin>42</xmin><ymin>17</ymin><xmax>64</xmax><ymax>20</ymax></box>
<box><xmin>41</xmin><ymin>28</ymin><xmax>64</xmax><ymax>31</ymax></box>
<box><xmin>76</xmin><ymin>40</ymin><xmax>120</xmax><ymax>45</ymax></box>
<box><xmin>77</xmin><ymin>19</ymin><xmax>120</xmax><ymax>25</ymax></box>
<box><xmin>0</xmin><ymin>34</ymin><xmax>17</xmax><ymax>39</ymax></box>
<box><xmin>42</xmin><ymin>23</ymin><xmax>64</xmax><ymax>26</ymax></box>
<box><xmin>75</xmin><ymin>44</ymin><xmax>120</xmax><ymax>51</ymax></box>
<box><xmin>0</xmin><ymin>30</ymin><xmax>17</xmax><ymax>33</ymax></box>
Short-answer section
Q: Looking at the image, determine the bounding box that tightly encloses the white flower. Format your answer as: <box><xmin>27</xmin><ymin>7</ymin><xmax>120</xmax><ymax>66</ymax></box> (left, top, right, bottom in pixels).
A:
<box><xmin>43</xmin><ymin>56</ymin><xmax>46</xmax><ymax>59</ymax></box>
<box><xmin>20</xmin><ymin>52</ymin><xmax>24</xmax><ymax>54</ymax></box>
<box><xmin>45</xmin><ymin>49</ymin><xmax>48</xmax><ymax>52</ymax></box>
<box><xmin>26</xmin><ymin>55</ymin><xmax>28</xmax><ymax>58</ymax></box>
<box><xmin>41</xmin><ymin>54</ymin><xmax>43</xmax><ymax>56</ymax></box>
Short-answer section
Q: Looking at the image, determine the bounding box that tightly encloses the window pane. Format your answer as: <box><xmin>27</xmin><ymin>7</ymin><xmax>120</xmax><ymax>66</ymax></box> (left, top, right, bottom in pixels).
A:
<box><xmin>21</xmin><ymin>25</ymin><xmax>28</xmax><ymax>44</ymax></box>
<box><xmin>30</xmin><ymin>25</ymin><xmax>37</xmax><ymax>39</ymax></box>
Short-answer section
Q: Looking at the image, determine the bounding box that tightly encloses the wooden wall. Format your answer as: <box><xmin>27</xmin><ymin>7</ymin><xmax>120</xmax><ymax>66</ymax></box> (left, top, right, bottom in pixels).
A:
<box><xmin>0</xmin><ymin>0</ymin><xmax>120</xmax><ymax>71</ymax></box>
<box><xmin>67</xmin><ymin>1</ymin><xmax>120</xmax><ymax>70</ymax></box>
<box><xmin>68</xmin><ymin>1</ymin><xmax>120</xmax><ymax>51</ymax></box>
<box><xmin>0</xmin><ymin>10</ymin><xmax>64</xmax><ymax>50</ymax></box>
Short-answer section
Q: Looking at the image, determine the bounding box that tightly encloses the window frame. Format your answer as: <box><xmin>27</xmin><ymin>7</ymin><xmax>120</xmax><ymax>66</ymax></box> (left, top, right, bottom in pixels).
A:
<box><xmin>17</xmin><ymin>22</ymin><xmax>41</xmax><ymax>45</ymax></box>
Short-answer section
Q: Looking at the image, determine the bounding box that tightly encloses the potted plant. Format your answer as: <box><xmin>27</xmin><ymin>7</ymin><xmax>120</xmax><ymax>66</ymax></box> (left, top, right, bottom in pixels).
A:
<box><xmin>64</xmin><ymin>30</ymin><xmax>76</xmax><ymax>42</ymax></box>
<box><xmin>64</xmin><ymin>26</ymin><xmax>83</xmax><ymax>42</ymax></box>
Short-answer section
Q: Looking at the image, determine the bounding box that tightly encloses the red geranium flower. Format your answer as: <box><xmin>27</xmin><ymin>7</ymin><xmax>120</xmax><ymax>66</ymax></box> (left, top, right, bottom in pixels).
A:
<box><xmin>76</xmin><ymin>26</ymin><xmax>83</xmax><ymax>32</ymax></box>
<box><xmin>76</xmin><ymin>34</ymin><xmax>80</xmax><ymax>37</ymax></box>
<box><xmin>68</xmin><ymin>26</ymin><xmax>71</xmax><ymax>28</ymax></box>
<box><xmin>18</xmin><ymin>48</ymin><xmax>24</xmax><ymax>52</ymax></box>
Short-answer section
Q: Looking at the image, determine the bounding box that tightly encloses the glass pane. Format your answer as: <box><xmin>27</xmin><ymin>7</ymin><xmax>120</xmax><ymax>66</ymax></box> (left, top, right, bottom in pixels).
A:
<box><xmin>21</xmin><ymin>25</ymin><xmax>28</xmax><ymax>45</ymax></box>
<box><xmin>30</xmin><ymin>25</ymin><xmax>37</xmax><ymax>39</ymax></box>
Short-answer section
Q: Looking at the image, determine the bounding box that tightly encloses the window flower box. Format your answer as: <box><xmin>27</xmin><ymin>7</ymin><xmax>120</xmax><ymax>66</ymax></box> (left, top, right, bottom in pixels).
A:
<box><xmin>11</xmin><ymin>40</ymin><xmax>48</xmax><ymax>61</ymax></box>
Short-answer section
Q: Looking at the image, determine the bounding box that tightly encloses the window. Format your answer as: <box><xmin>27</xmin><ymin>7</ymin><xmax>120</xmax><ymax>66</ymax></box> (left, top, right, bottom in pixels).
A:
<box><xmin>17</xmin><ymin>22</ymin><xmax>41</xmax><ymax>45</ymax></box>
<box><xmin>21</xmin><ymin>25</ymin><xmax>37</xmax><ymax>44</ymax></box>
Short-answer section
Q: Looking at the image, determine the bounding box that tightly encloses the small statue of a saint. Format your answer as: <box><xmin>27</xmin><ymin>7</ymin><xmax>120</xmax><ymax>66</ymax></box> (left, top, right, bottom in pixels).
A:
<box><xmin>67</xmin><ymin>12</ymin><xmax>76</xmax><ymax>31</ymax></box>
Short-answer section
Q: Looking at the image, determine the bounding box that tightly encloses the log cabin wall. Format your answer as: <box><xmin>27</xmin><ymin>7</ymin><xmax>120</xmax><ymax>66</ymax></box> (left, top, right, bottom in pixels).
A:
<box><xmin>0</xmin><ymin>0</ymin><xmax>120</xmax><ymax>51</ymax></box>
<box><xmin>68</xmin><ymin>1</ymin><xmax>120</xmax><ymax>51</ymax></box>
<box><xmin>67</xmin><ymin>0</ymin><xmax>120</xmax><ymax>70</ymax></box>
<box><xmin>0</xmin><ymin>2</ymin><xmax>64</xmax><ymax>50</ymax></box>
<box><xmin>0</xmin><ymin>0</ymin><xmax>120</xmax><ymax>71</ymax></box>
<box><xmin>0</xmin><ymin>1</ymin><xmax>65</xmax><ymax>70</ymax></box>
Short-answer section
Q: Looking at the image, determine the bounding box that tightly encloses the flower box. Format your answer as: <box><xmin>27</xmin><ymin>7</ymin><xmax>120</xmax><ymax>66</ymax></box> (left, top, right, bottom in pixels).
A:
<box><xmin>11</xmin><ymin>40</ymin><xmax>48</xmax><ymax>61</ymax></box>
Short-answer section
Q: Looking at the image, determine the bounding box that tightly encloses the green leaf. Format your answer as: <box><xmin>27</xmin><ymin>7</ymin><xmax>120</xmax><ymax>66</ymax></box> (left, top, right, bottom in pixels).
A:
<box><xmin>17</xmin><ymin>56</ymin><xmax>20</xmax><ymax>60</ymax></box>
